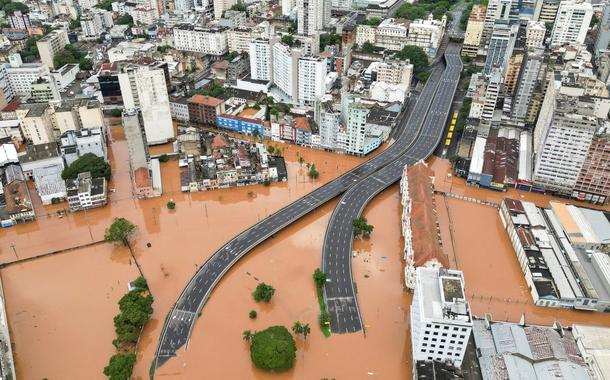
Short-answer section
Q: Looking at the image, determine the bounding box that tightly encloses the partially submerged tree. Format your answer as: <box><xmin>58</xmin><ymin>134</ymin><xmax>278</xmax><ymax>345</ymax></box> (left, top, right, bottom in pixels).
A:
<box><xmin>105</xmin><ymin>218</ymin><xmax>136</xmax><ymax>246</ymax></box>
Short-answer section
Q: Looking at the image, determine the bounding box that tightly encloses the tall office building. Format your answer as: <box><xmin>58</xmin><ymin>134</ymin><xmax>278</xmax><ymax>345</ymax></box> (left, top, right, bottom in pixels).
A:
<box><xmin>533</xmin><ymin>95</ymin><xmax>599</xmax><ymax>195</ymax></box>
<box><xmin>249</xmin><ymin>39</ymin><xmax>273</xmax><ymax>81</ymax></box>
<box><xmin>573</xmin><ymin>132</ymin><xmax>610</xmax><ymax>205</ymax></box>
<box><xmin>118</xmin><ymin>63</ymin><xmax>174</xmax><ymax>145</ymax></box>
<box><xmin>272</xmin><ymin>43</ymin><xmax>301</xmax><ymax>102</ymax></box>
<box><xmin>481</xmin><ymin>70</ymin><xmax>504</xmax><ymax>129</ymax></box>
<box><xmin>484</xmin><ymin>20</ymin><xmax>519</xmax><ymax>75</ymax></box>
<box><xmin>549</xmin><ymin>0</ymin><xmax>592</xmax><ymax>46</ymax></box>
<box><xmin>511</xmin><ymin>48</ymin><xmax>544</xmax><ymax>121</ymax></box>
<box><xmin>411</xmin><ymin>267</ymin><xmax>473</xmax><ymax>367</ymax></box>
<box><xmin>298</xmin><ymin>56</ymin><xmax>326</xmax><ymax>105</ymax></box>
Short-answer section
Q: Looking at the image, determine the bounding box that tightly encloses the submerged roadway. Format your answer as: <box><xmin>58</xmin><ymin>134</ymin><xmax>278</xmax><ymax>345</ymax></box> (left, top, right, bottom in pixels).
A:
<box><xmin>322</xmin><ymin>43</ymin><xmax>463</xmax><ymax>333</ymax></box>
<box><xmin>153</xmin><ymin>44</ymin><xmax>461</xmax><ymax>369</ymax></box>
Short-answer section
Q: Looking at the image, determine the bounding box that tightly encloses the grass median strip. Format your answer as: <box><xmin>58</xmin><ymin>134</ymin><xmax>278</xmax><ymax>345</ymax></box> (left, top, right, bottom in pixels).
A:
<box><xmin>313</xmin><ymin>268</ymin><xmax>331</xmax><ymax>337</ymax></box>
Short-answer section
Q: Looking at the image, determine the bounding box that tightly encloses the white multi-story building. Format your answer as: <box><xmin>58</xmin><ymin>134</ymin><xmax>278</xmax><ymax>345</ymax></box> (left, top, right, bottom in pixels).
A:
<box><xmin>525</xmin><ymin>20</ymin><xmax>546</xmax><ymax>48</ymax></box>
<box><xmin>273</xmin><ymin>43</ymin><xmax>301</xmax><ymax>102</ymax></box>
<box><xmin>407</xmin><ymin>14</ymin><xmax>446</xmax><ymax>57</ymax></box>
<box><xmin>59</xmin><ymin>128</ymin><xmax>107</xmax><ymax>166</ymax></box>
<box><xmin>65</xmin><ymin>171</ymin><xmax>107</xmax><ymax>211</ymax></box>
<box><xmin>36</xmin><ymin>28</ymin><xmax>69</xmax><ymax>69</ymax></box>
<box><xmin>19</xmin><ymin>142</ymin><xmax>67</xmax><ymax>204</ymax></box>
<box><xmin>80</xmin><ymin>12</ymin><xmax>103</xmax><ymax>39</ymax></box>
<box><xmin>173</xmin><ymin>25</ymin><xmax>228</xmax><ymax>55</ymax></box>
<box><xmin>316</xmin><ymin>101</ymin><xmax>341</xmax><ymax>150</ymax></box>
<box><xmin>228</xmin><ymin>28</ymin><xmax>253</xmax><ymax>53</ymax></box>
<box><xmin>533</xmin><ymin>94</ymin><xmax>599</xmax><ymax>195</ymax></box>
<box><xmin>484</xmin><ymin>20</ymin><xmax>519</xmax><ymax>75</ymax></box>
<box><xmin>298</xmin><ymin>56</ymin><xmax>326</xmax><ymax>105</ymax></box>
<box><xmin>282</xmin><ymin>0</ymin><xmax>295</xmax><ymax>15</ymax></box>
<box><xmin>249</xmin><ymin>39</ymin><xmax>274</xmax><ymax>81</ymax></box>
<box><xmin>4</xmin><ymin>54</ymin><xmax>50</xmax><ymax>97</ymax></box>
<box><xmin>550</xmin><ymin>0</ymin><xmax>592</xmax><ymax>46</ymax></box>
<box><xmin>17</xmin><ymin>103</ymin><xmax>55</xmax><ymax>145</ymax></box>
<box><xmin>297</xmin><ymin>0</ymin><xmax>327</xmax><ymax>36</ymax></box>
<box><xmin>411</xmin><ymin>267</ymin><xmax>473</xmax><ymax>367</ymax></box>
<box><xmin>132</xmin><ymin>7</ymin><xmax>156</xmax><ymax>26</ymax></box>
<box><xmin>118</xmin><ymin>64</ymin><xmax>174</xmax><ymax>145</ymax></box>
<box><xmin>343</xmin><ymin>95</ymin><xmax>374</xmax><ymax>155</ymax></box>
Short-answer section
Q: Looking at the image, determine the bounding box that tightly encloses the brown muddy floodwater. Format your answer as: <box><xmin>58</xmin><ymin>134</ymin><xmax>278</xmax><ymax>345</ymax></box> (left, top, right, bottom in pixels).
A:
<box><xmin>152</xmin><ymin>185</ymin><xmax>411</xmax><ymax>380</ymax></box>
<box><xmin>1</xmin><ymin>125</ymin><xmax>413</xmax><ymax>379</ymax></box>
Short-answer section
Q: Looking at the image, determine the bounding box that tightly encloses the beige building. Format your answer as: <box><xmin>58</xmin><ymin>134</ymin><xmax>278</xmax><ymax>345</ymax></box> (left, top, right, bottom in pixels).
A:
<box><xmin>462</xmin><ymin>4</ymin><xmax>486</xmax><ymax>57</ymax></box>
<box><xmin>504</xmin><ymin>54</ymin><xmax>524</xmax><ymax>97</ymax></box>
<box><xmin>17</xmin><ymin>104</ymin><xmax>55</xmax><ymax>145</ymax></box>
<box><xmin>407</xmin><ymin>14</ymin><xmax>446</xmax><ymax>57</ymax></box>
<box><xmin>36</xmin><ymin>29</ymin><xmax>69</xmax><ymax>69</ymax></box>
<box><xmin>377</xmin><ymin>60</ymin><xmax>413</xmax><ymax>89</ymax></box>
<box><xmin>52</xmin><ymin>99</ymin><xmax>104</xmax><ymax>134</ymax></box>
<box><xmin>526</xmin><ymin>20</ymin><xmax>546</xmax><ymax>49</ymax></box>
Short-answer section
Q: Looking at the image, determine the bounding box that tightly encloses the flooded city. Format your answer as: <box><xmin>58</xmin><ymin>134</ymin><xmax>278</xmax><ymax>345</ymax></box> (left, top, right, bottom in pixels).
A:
<box><xmin>2</xmin><ymin>126</ymin><xmax>610</xmax><ymax>379</ymax></box>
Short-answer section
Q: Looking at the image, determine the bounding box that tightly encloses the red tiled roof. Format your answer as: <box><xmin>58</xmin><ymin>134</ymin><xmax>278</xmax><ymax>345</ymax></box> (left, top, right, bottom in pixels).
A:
<box><xmin>293</xmin><ymin>117</ymin><xmax>310</xmax><ymax>132</ymax></box>
<box><xmin>212</xmin><ymin>134</ymin><xmax>229</xmax><ymax>148</ymax></box>
<box><xmin>2</xmin><ymin>100</ymin><xmax>21</xmax><ymax>112</ymax></box>
<box><xmin>407</xmin><ymin>162</ymin><xmax>449</xmax><ymax>268</ymax></box>
<box><xmin>189</xmin><ymin>95</ymin><xmax>224</xmax><ymax>107</ymax></box>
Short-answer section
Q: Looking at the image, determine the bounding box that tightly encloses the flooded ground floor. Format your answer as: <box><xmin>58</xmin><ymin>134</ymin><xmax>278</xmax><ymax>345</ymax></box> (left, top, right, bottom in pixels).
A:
<box><xmin>1</xmin><ymin>125</ymin><xmax>609</xmax><ymax>379</ymax></box>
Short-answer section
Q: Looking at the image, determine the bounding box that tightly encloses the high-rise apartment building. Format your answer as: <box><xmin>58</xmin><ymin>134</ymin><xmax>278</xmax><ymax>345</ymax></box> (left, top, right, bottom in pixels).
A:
<box><xmin>315</xmin><ymin>100</ymin><xmax>341</xmax><ymax>150</ymax></box>
<box><xmin>533</xmin><ymin>95</ymin><xmax>599</xmax><ymax>195</ymax></box>
<box><xmin>213</xmin><ymin>0</ymin><xmax>237</xmax><ymax>19</ymax></box>
<box><xmin>462</xmin><ymin>4</ymin><xmax>486</xmax><ymax>57</ymax></box>
<box><xmin>573</xmin><ymin>132</ymin><xmax>610</xmax><ymax>204</ymax></box>
<box><xmin>549</xmin><ymin>0</ymin><xmax>592</xmax><ymax>46</ymax></box>
<box><xmin>525</xmin><ymin>20</ymin><xmax>546</xmax><ymax>48</ymax></box>
<box><xmin>594</xmin><ymin>2</ymin><xmax>610</xmax><ymax>58</ymax></box>
<box><xmin>483</xmin><ymin>0</ymin><xmax>513</xmax><ymax>40</ymax></box>
<box><xmin>411</xmin><ymin>267</ymin><xmax>472</xmax><ymax>367</ymax></box>
<box><xmin>407</xmin><ymin>15</ymin><xmax>447</xmax><ymax>57</ymax></box>
<box><xmin>297</xmin><ymin>0</ymin><xmax>327</xmax><ymax>36</ymax></box>
<box><xmin>272</xmin><ymin>43</ymin><xmax>301</xmax><ymax>101</ymax></box>
<box><xmin>484</xmin><ymin>20</ymin><xmax>519</xmax><ymax>75</ymax></box>
<box><xmin>534</xmin><ymin>0</ymin><xmax>560</xmax><ymax>24</ymax></box>
<box><xmin>249</xmin><ymin>39</ymin><xmax>274</xmax><ymax>81</ymax></box>
<box><xmin>173</xmin><ymin>25</ymin><xmax>228</xmax><ymax>55</ymax></box>
<box><xmin>8</xmin><ymin>10</ymin><xmax>31</xmax><ymax>30</ymax></box>
<box><xmin>511</xmin><ymin>48</ymin><xmax>544</xmax><ymax>121</ymax></box>
<box><xmin>376</xmin><ymin>60</ymin><xmax>413</xmax><ymax>88</ymax></box>
<box><xmin>118</xmin><ymin>63</ymin><xmax>174</xmax><ymax>145</ymax></box>
<box><xmin>36</xmin><ymin>29</ymin><xmax>69</xmax><ymax>69</ymax></box>
<box><xmin>343</xmin><ymin>95</ymin><xmax>372</xmax><ymax>156</ymax></box>
<box><xmin>481</xmin><ymin>70</ymin><xmax>503</xmax><ymax>128</ymax></box>
<box><xmin>3</xmin><ymin>54</ymin><xmax>50</xmax><ymax>97</ymax></box>
<box><xmin>297</xmin><ymin>56</ymin><xmax>326</xmax><ymax>105</ymax></box>
<box><xmin>503</xmin><ymin>53</ymin><xmax>523</xmax><ymax>96</ymax></box>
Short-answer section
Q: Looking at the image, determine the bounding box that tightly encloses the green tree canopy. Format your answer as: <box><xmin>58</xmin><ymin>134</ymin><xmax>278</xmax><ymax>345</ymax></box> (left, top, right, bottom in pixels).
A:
<box><xmin>53</xmin><ymin>45</ymin><xmax>87</xmax><ymax>68</ymax></box>
<box><xmin>252</xmin><ymin>282</ymin><xmax>275</xmax><ymax>302</ymax></box>
<box><xmin>61</xmin><ymin>153</ymin><xmax>111</xmax><ymax>180</ymax></box>
<box><xmin>249</xmin><ymin>326</ymin><xmax>296</xmax><ymax>372</ymax></box>
<box><xmin>104</xmin><ymin>218</ymin><xmax>137</xmax><ymax>246</ymax></box>
<box><xmin>281</xmin><ymin>34</ymin><xmax>295</xmax><ymax>47</ymax></box>
<box><xmin>362</xmin><ymin>17</ymin><xmax>382</xmax><ymax>26</ymax></box>
<box><xmin>3</xmin><ymin>1</ymin><xmax>28</xmax><ymax>14</ymax></box>
<box><xmin>103</xmin><ymin>353</ymin><xmax>136</xmax><ymax>380</ymax></box>
<box><xmin>230</xmin><ymin>2</ymin><xmax>246</xmax><ymax>11</ymax></box>
<box><xmin>394</xmin><ymin>45</ymin><xmax>429</xmax><ymax>73</ymax></box>
<box><xmin>352</xmin><ymin>216</ymin><xmax>374</xmax><ymax>237</ymax></box>
<box><xmin>313</xmin><ymin>268</ymin><xmax>326</xmax><ymax>288</ymax></box>
<box><xmin>116</xmin><ymin>14</ymin><xmax>133</xmax><ymax>26</ymax></box>
<box><xmin>95</xmin><ymin>0</ymin><xmax>115</xmax><ymax>10</ymax></box>
<box><xmin>319</xmin><ymin>33</ymin><xmax>342</xmax><ymax>50</ymax></box>
<box><xmin>361</xmin><ymin>41</ymin><xmax>375</xmax><ymax>54</ymax></box>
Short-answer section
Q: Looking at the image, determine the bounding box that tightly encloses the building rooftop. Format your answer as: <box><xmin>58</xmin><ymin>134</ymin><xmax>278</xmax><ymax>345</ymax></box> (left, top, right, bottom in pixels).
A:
<box><xmin>473</xmin><ymin>319</ymin><xmax>589</xmax><ymax>380</ymax></box>
<box><xmin>417</xmin><ymin>267</ymin><xmax>471</xmax><ymax>324</ymax></box>
<box><xmin>189</xmin><ymin>94</ymin><xmax>224</xmax><ymax>107</ymax></box>
<box><xmin>19</xmin><ymin>143</ymin><xmax>60</xmax><ymax>163</ymax></box>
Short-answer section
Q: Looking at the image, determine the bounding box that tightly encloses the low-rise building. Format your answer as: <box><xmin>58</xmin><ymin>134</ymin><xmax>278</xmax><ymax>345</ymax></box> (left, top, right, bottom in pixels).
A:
<box><xmin>65</xmin><ymin>171</ymin><xmax>107</xmax><ymax>211</ymax></box>
<box><xmin>499</xmin><ymin>198</ymin><xmax>610</xmax><ymax>312</ymax></box>
<box><xmin>188</xmin><ymin>95</ymin><xmax>225</xmax><ymax>127</ymax></box>
<box><xmin>17</xmin><ymin>103</ymin><xmax>55</xmax><ymax>145</ymax></box>
<box><xmin>0</xmin><ymin>164</ymin><xmax>35</xmax><ymax>226</ymax></box>
<box><xmin>19</xmin><ymin>142</ymin><xmax>66</xmax><ymax>204</ymax></box>
<box><xmin>59</xmin><ymin>128</ymin><xmax>107</xmax><ymax>166</ymax></box>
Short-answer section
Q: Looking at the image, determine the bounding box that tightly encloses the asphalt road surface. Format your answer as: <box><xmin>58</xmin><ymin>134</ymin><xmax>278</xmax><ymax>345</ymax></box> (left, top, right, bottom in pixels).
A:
<box><xmin>322</xmin><ymin>43</ymin><xmax>463</xmax><ymax>334</ymax></box>
<box><xmin>153</xmin><ymin>45</ymin><xmax>461</xmax><ymax>369</ymax></box>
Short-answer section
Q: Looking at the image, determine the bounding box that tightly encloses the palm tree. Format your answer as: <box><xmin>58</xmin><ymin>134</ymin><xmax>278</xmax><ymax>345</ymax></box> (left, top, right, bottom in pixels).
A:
<box><xmin>302</xmin><ymin>324</ymin><xmax>310</xmax><ymax>340</ymax></box>
<box><xmin>292</xmin><ymin>321</ymin><xmax>303</xmax><ymax>335</ymax></box>
<box><xmin>243</xmin><ymin>329</ymin><xmax>253</xmax><ymax>342</ymax></box>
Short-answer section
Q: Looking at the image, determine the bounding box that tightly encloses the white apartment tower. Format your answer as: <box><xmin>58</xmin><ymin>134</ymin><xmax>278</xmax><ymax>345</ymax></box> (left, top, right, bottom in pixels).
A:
<box><xmin>550</xmin><ymin>0</ymin><xmax>593</xmax><ymax>46</ymax></box>
<box><xmin>411</xmin><ymin>267</ymin><xmax>473</xmax><ymax>367</ymax></box>
<box><xmin>462</xmin><ymin>4</ymin><xmax>486</xmax><ymax>57</ymax></box>
<box><xmin>483</xmin><ymin>0</ymin><xmax>513</xmax><ymax>40</ymax></box>
<box><xmin>273</xmin><ymin>43</ymin><xmax>302</xmax><ymax>102</ymax></box>
<box><xmin>298</xmin><ymin>56</ymin><xmax>326</xmax><ymax>105</ymax></box>
<box><xmin>213</xmin><ymin>0</ymin><xmax>237</xmax><ymax>19</ymax></box>
<box><xmin>343</xmin><ymin>95</ymin><xmax>370</xmax><ymax>156</ymax></box>
<box><xmin>297</xmin><ymin>0</ymin><xmax>328</xmax><ymax>36</ymax></box>
<box><xmin>533</xmin><ymin>95</ymin><xmax>599</xmax><ymax>195</ymax></box>
<box><xmin>173</xmin><ymin>25</ymin><xmax>228</xmax><ymax>55</ymax></box>
<box><xmin>118</xmin><ymin>64</ymin><xmax>174</xmax><ymax>145</ymax></box>
<box><xmin>249</xmin><ymin>39</ymin><xmax>273</xmax><ymax>81</ymax></box>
